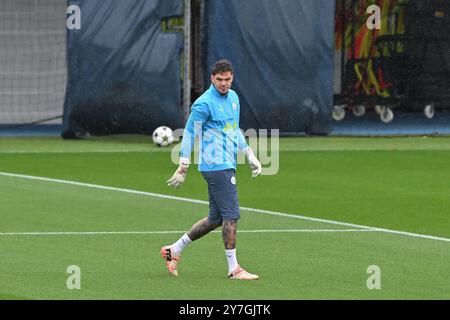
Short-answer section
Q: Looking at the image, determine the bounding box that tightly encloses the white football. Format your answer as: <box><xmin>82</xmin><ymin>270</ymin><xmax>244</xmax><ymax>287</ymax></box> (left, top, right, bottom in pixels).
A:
<box><xmin>152</xmin><ymin>126</ymin><xmax>174</xmax><ymax>147</ymax></box>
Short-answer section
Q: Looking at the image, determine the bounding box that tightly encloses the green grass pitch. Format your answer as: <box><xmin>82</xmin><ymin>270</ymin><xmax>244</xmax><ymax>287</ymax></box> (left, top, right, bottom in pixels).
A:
<box><xmin>0</xmin><ymin>136</ymin><xmax>449</xmax><ymax>299</ymax></box>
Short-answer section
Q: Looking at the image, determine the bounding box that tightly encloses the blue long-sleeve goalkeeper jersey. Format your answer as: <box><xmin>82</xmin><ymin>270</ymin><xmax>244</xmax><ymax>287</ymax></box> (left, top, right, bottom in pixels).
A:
<box><xmin>180</xmin><ymin>84</ymin><xmax>248</xmax><ymax>172</ymax></box>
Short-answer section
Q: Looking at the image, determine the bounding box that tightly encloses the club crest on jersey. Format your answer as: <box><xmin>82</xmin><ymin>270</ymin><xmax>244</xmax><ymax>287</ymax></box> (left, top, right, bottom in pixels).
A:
<box><xmin>232</xmin><ymin>103</ymin><xmax>237</xmax><ymax>110</ymax></box>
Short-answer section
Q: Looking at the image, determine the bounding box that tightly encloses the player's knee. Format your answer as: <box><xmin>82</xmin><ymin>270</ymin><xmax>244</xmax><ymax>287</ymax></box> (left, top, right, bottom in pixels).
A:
<box><xmin>223</xmin><ymin>219</ymin><xmax>239</xmax><ymax>229</ymax></box>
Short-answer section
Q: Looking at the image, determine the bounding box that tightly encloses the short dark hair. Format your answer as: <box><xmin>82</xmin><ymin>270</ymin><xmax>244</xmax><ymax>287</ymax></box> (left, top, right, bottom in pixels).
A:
<box><xmin>211</xmin><ymin>59</ymin><xmax>233</xmax><ymax>75</ymax></box>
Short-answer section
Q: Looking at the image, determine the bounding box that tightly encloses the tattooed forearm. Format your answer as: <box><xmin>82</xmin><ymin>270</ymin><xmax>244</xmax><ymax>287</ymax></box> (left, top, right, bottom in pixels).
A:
<box><xmin>187</xmin><ymin>218</ymin><xmax>221</xmax><ymax>241</ymax></box>
<box><xmin>222</xmin><ymin>219</ymin><xmax>238</xmax><ymax>250</ymax></box>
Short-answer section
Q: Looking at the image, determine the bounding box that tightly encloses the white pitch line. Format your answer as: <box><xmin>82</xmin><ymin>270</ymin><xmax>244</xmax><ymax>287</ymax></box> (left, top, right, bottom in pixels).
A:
<box><xmin>1</xmin><ymin>171</ymin><xmax>450</xmax><ymax>244</ymax></box>
<box><xmin>0</xmin><ymin>229</ymin><xmax>376</xmax><ymax>236</ymax></box>
<box><xmin>2</xmin><ymin>147</ymin><xmax>450</xmax><ymax>154</ymax></box>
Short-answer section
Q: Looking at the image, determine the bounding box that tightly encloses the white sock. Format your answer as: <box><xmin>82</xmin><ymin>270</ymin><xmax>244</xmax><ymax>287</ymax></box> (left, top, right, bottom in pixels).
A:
<box><xmin>171</xmin><ymin>234</ymin><xmax>192</xmax><ymax>256</ymax></box>
<box><xmin>225</xmin><ymin>249</ymin><xmax>239</xmax><ymax>274</ymax></box>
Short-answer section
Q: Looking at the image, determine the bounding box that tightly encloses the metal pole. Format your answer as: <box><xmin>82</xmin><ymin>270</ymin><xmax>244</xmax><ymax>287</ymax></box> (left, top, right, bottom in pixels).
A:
<box><xmin>183</xmin><ymin>0</ymin><xmax>192</xmax><ymax>125</ymax></box>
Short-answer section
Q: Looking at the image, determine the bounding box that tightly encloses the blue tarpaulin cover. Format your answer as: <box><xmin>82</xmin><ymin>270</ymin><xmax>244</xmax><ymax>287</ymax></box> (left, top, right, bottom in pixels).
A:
<box><xmin>63</xmin><ymin>0</ymin><xmax>183</xmax><ymax>136</ymax></box>
<box><xmin>205</xmin><ymin>0</ymin><xmax>335</xmax><ymax>134</ymax></box>
<box><xmin>63</xmin><ymin>0</ymin><xmax>335</xmax><ymax>136</ymax></box>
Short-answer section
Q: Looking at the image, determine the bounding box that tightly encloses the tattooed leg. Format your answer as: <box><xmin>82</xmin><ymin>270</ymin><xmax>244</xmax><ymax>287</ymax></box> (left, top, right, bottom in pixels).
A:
<box><xmin>187</xmin><ymin>218</ymin><xmax>221</xmax><ymax>241</ymax></box>
<box><xmin>222</xmin><ymin>219</ymin><xmax>238</xmax><ymax>250</ymax></box>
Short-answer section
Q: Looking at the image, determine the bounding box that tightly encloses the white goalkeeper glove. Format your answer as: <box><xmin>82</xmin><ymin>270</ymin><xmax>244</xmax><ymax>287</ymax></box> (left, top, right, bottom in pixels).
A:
<box><xmin>167</xmin><ymin>157</ymin><xmax>190</xmax><ymax>189</ymax></box>
<box><xmin>245</xmin><ymin>147</ymin><xmax>262</xmax><ymax>178</ymax></box>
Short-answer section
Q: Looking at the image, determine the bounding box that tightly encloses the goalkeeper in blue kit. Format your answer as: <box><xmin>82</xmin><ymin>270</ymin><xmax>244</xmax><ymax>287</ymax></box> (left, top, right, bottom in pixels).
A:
<box><xmin>161</xmin><ymin>60</ymin><xmax>262</xmax><ymax>280</ymax></box>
